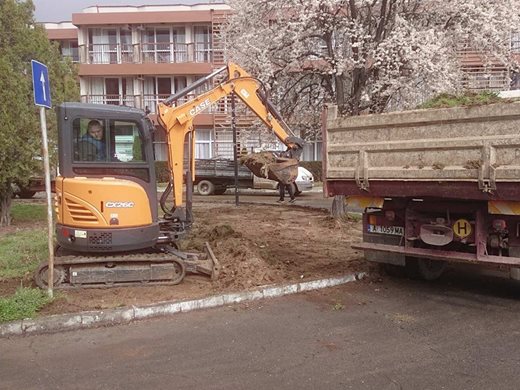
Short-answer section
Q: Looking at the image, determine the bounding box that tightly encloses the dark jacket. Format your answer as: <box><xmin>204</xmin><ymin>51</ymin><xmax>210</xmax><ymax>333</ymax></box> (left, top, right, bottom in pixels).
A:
<box><xmin>79</xmin><ymin>134</ymin><xmax>106</xmax><ymax>161</ymax></box>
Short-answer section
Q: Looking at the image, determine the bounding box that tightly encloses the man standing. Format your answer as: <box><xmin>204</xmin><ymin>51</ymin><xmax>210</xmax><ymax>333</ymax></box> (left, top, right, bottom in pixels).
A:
<box><xmin>277</xmin><ymin>143</ymin><xmax>300</xmax><ymax>204</ymax></box>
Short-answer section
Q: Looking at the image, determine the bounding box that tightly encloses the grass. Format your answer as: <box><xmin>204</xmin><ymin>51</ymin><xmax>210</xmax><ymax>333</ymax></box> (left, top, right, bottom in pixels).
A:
<box><xmin>418</xmin><ymin>91</ymin><xmax>502</xmax><ymax>109</ymax></box>
<box><xmin>10</xmin><ymin>203</ymin><xmax>47</xmax><ymax>223</ymax></box>
<box><xmin>0</xmin><ymin>287</ymin><xmax>53</xmax><ymax>323</ymax></box>
<box><xmin>0</xmin><ymin>203</ymin><xmax>48</xmax><ymax>279</ymax></box>
<box><xmin>0</xmin><ymin>230</ymin><xmax>48</xmax><ymax>278</ymax></box>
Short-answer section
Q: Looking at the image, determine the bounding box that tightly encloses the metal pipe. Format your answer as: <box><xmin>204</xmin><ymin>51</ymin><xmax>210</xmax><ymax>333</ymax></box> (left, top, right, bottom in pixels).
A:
<box><xmin>232</xmin><ymin>92</ymin><xmax>239</xmax><ymax>206</ymax></box>
<box><xmin>163</xmin><ymin>65</ymin><xmax>227</xmax><ymax>106</ymax></box>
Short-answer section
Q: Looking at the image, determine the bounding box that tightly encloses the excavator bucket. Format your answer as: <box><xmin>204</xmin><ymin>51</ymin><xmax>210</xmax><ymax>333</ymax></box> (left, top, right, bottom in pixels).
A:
<box><xmin>241</xmin><ymin>152</ymin><xmax>298</xmax><ymax>185</ymax></box>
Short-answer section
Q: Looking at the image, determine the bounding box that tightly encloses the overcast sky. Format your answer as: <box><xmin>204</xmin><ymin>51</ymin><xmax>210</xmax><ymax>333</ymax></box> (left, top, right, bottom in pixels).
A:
<box><xmin>33</xmin><ymin>0</ymin><xmax>205</xmax><ymax>22</ymax></box>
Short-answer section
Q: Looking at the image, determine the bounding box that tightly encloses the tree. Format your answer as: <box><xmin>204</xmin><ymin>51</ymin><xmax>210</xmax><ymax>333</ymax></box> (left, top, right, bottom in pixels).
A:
<box><xmin>0</xmin><ymin>0</ymin><xmax>78</xmax><ymax>226</ymax></box>
<box><xmin>224</xmin><ymin>0</ymin><xmax>520</xmax><ymax>216</ymax></box>
<box><xmin>226</xmin><ymin>0</ymin><xmax>520</xmax><ymax>120</ymax></box>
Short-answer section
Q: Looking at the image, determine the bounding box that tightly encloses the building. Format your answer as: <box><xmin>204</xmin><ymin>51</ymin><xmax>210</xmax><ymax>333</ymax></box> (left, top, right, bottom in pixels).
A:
<box><xmin>44</xmin><ymin>3</ymin><xmax>520</xmax><ymax>164</ymax></box>
<box><xmin>44</xmin><ymin>3</ymin><xmax>294</xmax><ymax>163</ymax></box>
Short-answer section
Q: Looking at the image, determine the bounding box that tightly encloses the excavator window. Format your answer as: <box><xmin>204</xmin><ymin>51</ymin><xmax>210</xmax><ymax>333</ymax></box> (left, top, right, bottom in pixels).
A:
<box><xmin>72</xmin><ymin>118</ymin><xmax>146</xmax><ymax>163</ymax></box>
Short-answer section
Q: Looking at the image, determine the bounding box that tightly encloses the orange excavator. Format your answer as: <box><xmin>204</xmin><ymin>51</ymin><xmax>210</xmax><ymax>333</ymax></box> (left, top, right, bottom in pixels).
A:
<box><xmin>35</xmin><ymin>62</ymin><xmax>304</xmax><ymax>288</ymax></box>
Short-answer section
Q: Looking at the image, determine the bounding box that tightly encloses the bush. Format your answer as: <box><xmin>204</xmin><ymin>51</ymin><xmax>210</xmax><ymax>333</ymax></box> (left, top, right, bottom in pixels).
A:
<box><xmin>155</xmin><ymin>161</ymin><xmax>170</xmax><ymax>183</ymax></box>
<box><xmin>418</xmin><ymin>91</ymin><xmax>501</xmax><ymax>109</ymax></box>
<box><xmin>300</xmin><ymin>161</ymin><xmax>323</xmax><ymax>182</ymax></box>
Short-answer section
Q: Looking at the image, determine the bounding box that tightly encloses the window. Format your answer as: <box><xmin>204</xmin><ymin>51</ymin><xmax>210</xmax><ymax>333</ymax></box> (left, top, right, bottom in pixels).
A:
<box><xmin>60</xmin><ymin>40</ymin><xmax>79</xmax><ymax>62</ymax></box>
<box><xmin>142</xmin><ymin>27</ymin><xmax>185</xmax><ymax>63</ymax></box>
<box><xmin>195</xmin><ymin>129</ymin><xmax>213</xmax><ymax>159</ymax></box>
<box><xmin>73</xmin><ymin>118</ymin><xmax>145</xmax><ymax>163</ymax></box>
<box><xmin>172</xmin><ymin>27</ymin><xmax>187</xmax><ymax>62</ymax></box>
<box><xmin>194</xmin><ymin>26</ymin><xmax>211</xmax><ymax>62</ymax></box>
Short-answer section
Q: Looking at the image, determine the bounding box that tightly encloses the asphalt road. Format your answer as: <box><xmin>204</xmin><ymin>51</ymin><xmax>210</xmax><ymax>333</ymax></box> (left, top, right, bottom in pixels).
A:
<box><xmin>2</xmin><ymin>273</ymin><xmax>520</xmax><ymax>390</ymax></box>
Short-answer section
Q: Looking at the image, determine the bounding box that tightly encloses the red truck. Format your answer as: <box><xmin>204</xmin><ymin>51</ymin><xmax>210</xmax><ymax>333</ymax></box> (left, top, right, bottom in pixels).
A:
<box><xmin>323</xmin><ymin>101</ymin><xmax>520</xmax><ymax>281</ymax></box>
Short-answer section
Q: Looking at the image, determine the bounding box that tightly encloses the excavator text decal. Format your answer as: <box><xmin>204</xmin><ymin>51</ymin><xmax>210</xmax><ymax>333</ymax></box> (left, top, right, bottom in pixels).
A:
<box><xmin>189</xmin><ymin>98</ymin><xmax>212</xmax><ymax>117</ymax></box>
<box><xmin>106</xmin><ymin>201</ymin><xmax>135</xmax><ymax>208</ymax></box>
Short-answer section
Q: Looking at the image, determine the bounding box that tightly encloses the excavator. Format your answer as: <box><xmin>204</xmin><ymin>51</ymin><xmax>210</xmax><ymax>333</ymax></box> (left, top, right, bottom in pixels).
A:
<box><xmin>34</xmin><ymin>62</ymin><xmax>304</xmax><ymax>288</ymax></box>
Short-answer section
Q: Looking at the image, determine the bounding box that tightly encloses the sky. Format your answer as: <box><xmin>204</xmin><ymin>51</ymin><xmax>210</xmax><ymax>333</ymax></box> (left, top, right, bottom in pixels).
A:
<box><xmin>33</xmin><ymin>0</ymin><xmax>205</xmax><ymax>22</ymax></box>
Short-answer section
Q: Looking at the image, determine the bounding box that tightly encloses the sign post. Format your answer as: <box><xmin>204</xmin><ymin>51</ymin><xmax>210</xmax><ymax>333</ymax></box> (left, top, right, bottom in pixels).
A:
<box><xmin>31</xmin><ymin>60</ymin><xmax>54</xmax><ymax>298</ymax></box>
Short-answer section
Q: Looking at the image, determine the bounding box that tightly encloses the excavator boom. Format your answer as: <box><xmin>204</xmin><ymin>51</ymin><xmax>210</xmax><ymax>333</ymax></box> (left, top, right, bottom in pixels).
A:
<box><xmin>157</xmin><ymin>62</ymin><xmax>304</xmax><ymax>219</ymax></box>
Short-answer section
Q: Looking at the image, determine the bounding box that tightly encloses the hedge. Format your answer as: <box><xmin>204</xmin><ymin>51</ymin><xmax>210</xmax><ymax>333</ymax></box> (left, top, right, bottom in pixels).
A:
<box><xmin>300</xmin><ymin>161</ymin><xmax>323</xmax><ymax>182</ymax></box>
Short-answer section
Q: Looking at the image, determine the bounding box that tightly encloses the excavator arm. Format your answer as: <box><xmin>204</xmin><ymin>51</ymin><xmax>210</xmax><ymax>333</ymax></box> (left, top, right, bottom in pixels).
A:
<box><xmin>156</xmin><ymin>62</ymin><xmax>304</xmax><ymax>221</ymax></box>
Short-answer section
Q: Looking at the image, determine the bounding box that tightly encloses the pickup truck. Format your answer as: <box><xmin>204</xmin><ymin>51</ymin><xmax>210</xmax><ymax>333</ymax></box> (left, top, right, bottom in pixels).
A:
<box><xmin>12</xmin><ymin>177</ymin><xmax>52</xmax><ymax>198</ymax></box>
<box><xmin>323</xmin><ymin>101</ymin><xmax>520</xmax><ymax>281</ymax></box>
<box><xmin>194</xmin><ymin>158</ymin><xmax>314</xmax><ymax>196</ymax></box>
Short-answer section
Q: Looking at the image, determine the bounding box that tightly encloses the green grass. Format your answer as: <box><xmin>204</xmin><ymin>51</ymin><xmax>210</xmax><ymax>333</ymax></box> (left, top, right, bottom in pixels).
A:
<box><xmin>418</xmin><ymin>91</ymin><xmax>502</xmax><ymax>109</ymax></box>
<box><xmin>10</xmin><ymin>203</ymin><xmax>47</xmax><ymax>223</ymax></box>
<box><xmin>0</xmin><ymin>287</ymin><xmax>53</xmax><ymax>323</ymax></box>
<box><xmin>0</xmin><ymin>229</ymin><xmax>48</xmax><ymax>278</ymax></box>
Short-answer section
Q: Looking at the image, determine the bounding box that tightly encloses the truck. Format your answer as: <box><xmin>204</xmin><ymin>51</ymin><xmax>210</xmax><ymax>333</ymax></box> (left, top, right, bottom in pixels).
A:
<box><xmin>194</xmin><ymin>158</ymin><xmax>314</xmax><ymax>196</ymax></box>
<box><xmin>323</xmin><ymin>101</ymin><xmax>520</xmax><ymax>281</ymax></box>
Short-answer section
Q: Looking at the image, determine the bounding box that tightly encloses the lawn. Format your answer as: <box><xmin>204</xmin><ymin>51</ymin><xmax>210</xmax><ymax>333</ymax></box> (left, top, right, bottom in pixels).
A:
<box><xmin>0</xmin><ymin>202</ymin><xmax>53</xmax><ymax>322</ymax></box>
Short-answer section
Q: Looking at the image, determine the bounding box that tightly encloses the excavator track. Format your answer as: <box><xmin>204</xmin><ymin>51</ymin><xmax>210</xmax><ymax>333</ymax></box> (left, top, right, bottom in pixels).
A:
<box><xmin>34</xmin><ymin>242</ymin><xmax>219</xmax><ymax>289</ymax></box>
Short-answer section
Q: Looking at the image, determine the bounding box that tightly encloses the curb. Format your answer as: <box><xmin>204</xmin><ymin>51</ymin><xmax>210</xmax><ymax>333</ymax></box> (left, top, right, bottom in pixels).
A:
<box><xmin>0</xmin><ymin>272</ymin><xmax>366</xmax><ymax>338</ymax></box>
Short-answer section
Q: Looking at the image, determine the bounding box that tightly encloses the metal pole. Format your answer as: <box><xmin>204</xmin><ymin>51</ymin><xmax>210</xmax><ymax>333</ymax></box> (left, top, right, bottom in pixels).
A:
<box><xmin>231</xmin><ymin>93</ymin><xmax>239</xmax><ymax>206</ymax></box>
<box><xmin>40</xmin><ymin>107</ymin><xmax>54</xmax><ymax>298</ymax></box>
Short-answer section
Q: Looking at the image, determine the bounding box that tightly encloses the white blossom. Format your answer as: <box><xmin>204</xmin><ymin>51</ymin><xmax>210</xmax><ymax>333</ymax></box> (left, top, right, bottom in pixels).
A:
<box><xmin>224</xmin><ymin>0</ymin><xmax>520</xmax><ymax>138</ymax></box>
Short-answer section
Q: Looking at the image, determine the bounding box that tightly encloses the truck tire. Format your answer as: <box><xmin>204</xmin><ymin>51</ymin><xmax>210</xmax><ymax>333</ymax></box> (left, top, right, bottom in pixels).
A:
<box><xmin>214</xmin><ymin>187</ymin><xmax>227</xmax><ymax>195</ymax></box>
<box><xmin>406</xmin><ymin>257</ymin><xmax>446</xmax><ymax>281</ymax></box>
<box><xmin>197</xmin><ymin>180</ymin><xmax>215</xmax><ymax>196</ymax></box>
<box><xmin>293</xmin><ymin>183</ymin><xmax>302</xmax><ymax>196</ymax></box>
<box><xmin>18</xmin><ymin>190</ymin><xmax>36</xmax><ymax>199</ymax></box>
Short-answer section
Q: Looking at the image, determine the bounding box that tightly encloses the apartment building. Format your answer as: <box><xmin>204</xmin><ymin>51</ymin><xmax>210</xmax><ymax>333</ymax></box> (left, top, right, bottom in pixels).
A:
<box><xmin>44</xmin><ymin>4</ymin><xmax>520</xmax><ymax>163</ymax></box>
<box><xmin>44</xmin><ymin>3</ymin><xmax>294</xmax><ymax>162</ymax></box>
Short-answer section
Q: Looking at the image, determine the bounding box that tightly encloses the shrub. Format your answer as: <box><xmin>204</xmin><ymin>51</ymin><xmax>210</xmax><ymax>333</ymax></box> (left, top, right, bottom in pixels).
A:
<box><xmin>300</xmin><ymin>161</ymin><xmax>323</xmax><ymax>182</ymax></box>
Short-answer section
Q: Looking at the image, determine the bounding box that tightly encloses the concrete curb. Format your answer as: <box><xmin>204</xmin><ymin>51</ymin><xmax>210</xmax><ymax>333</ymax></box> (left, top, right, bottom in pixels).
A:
<box><xmin>0</xmin><ymin>272</ymin><xmax>366</xmax><ymax>338</ymax></box>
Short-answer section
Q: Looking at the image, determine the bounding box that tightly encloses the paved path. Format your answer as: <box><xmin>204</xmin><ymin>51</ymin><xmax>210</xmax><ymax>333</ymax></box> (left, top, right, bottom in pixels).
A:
<box><xmin>2</xmin><ymin>273</ymin><xmax>520</xmax><ymax>390</ymax></box>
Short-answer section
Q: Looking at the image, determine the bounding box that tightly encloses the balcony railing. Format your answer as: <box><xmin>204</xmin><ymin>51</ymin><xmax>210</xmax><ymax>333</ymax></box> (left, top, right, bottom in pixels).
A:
<box><xmin>79</xmin><ymin>93</ymin><xmax>252</xmax><ymax>117</ymax></box>
<box><xmin>80</xmin><ymin>42</ymin><xmax>213</xmax><ymax>64</ymax></box>
<box><xmin>80</xmin><ymin>94</ymin><xmax>138</xmax><ymax>106</ymax></box>
<box><xmin>460</xmin><ymin>69</ymin><xmax>510</xmax><ymax>91</ymax></box>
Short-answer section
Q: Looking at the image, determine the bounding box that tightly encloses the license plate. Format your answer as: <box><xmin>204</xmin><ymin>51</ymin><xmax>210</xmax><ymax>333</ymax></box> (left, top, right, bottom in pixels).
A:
<box><xmin>367</xmin><ymin>224</ymin><xmax>404</xmax><ymax>236</ymax></box>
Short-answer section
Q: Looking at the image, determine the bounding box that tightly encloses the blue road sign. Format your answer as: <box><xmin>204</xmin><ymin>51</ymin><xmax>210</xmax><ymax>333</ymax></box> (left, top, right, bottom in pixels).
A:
<box><xmin>31</xmin><ymin>60</ymin><xmax>52</xmax><ymax>108</ymax></box>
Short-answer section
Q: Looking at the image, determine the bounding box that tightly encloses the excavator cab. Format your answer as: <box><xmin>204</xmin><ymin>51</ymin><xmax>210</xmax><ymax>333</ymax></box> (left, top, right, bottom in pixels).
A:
<box><xmin>55</xmin><ymin>103</ymin><xmax>161</xmax><ymax>253</ymax></box>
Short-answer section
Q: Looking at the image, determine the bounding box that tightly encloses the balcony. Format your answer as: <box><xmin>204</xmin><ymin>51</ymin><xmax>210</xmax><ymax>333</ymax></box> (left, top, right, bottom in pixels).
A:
<box><xmin>460</xmin><ymin>69</ymin><xmax>510</xmax><ymax>91</ymax></box>
<box><xmin>80</xmin><ymin>42</ymin><xmax>213</xmax><ymax>65</ymax></box>
<box><xmin>80</xmin><ymin>94</ymin><xmax>219</xmax><ymax>114</ymax></box>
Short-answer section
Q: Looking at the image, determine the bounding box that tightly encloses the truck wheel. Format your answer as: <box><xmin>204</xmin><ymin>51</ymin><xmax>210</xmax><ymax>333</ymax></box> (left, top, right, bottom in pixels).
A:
<box><xmin>214</xmin><ymin>187</ymin><xmax>227</xmax><ymax>195</ymax></box>
<box><xmin>293</xmin><ymin>184</ymin><xmax>302</xmax><ymax>196</ymax></box>
<box><xmin>406</xmin><ymin>258</ymin><xmax>446</xmax><ymax>281</ymax></box>
<box><xmin>197</xmin><ymin>180</ymin><xmax>215</xmax><ymax>196</ymax></box>
<box><xmin>382</xmin><ymin>263</ymin><xmax>406</xmax><ymax>278</ymax></box>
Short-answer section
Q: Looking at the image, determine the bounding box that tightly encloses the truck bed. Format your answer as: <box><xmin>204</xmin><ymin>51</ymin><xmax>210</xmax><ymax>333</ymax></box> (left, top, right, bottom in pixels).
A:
<box><xmin>195</xmin><ymin>159</ymin><xmax>252</xmax><ymax>179</ymax></box>
<box><xmin>323</xmin><ymin>102</ymin><xmax>520</xmax><ymax>201</ymax></box>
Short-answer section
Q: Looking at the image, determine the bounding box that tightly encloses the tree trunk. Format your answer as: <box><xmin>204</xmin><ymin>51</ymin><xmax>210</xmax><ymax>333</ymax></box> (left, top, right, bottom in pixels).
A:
<box><xmin>0</xmin><ymin>191</ymin><xmax>13</xmax><ymax>227</ymax></box>
<box><xmin>331</xmin><ymin>195</ymin><xmax>347</xmax><ymax>219</ymax></box>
